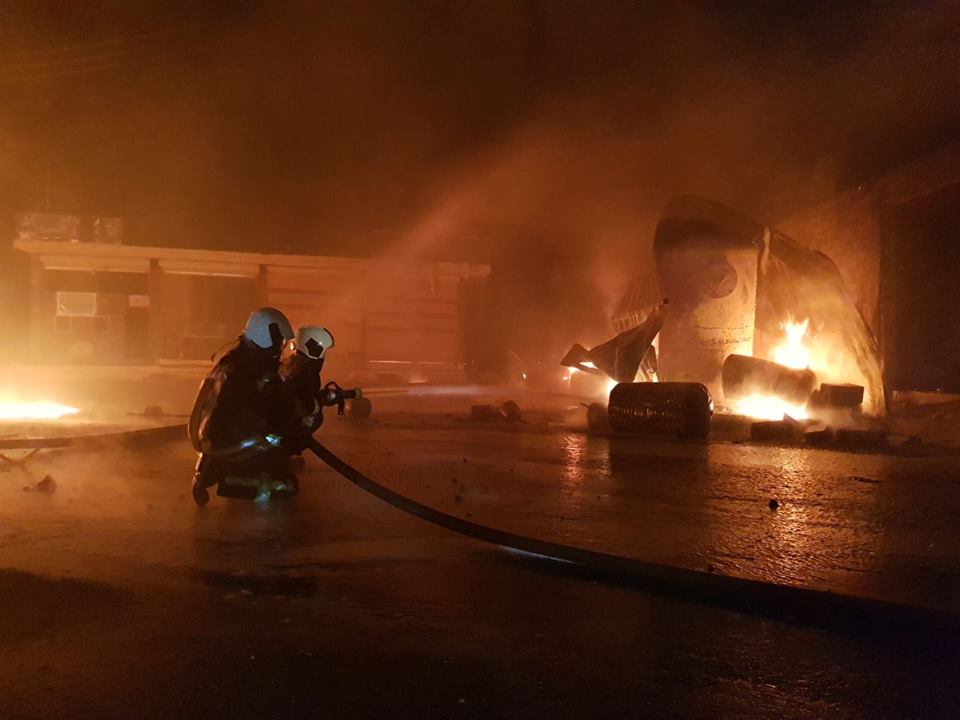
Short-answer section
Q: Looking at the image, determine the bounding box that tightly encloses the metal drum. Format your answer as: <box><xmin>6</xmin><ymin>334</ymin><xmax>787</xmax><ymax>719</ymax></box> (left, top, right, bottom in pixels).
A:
<box><xmin>607</xmin><ymin>382</ymin><xmax>713</xmax><ymax>439</ymax></box>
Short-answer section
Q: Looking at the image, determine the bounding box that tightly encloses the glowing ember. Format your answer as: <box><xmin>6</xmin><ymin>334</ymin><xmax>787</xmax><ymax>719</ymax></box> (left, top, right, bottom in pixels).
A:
<box><xmin>773</xmin><ymin>319</ymin><xmax>811</xmax><ymax>370</ymax></box>
<box><xmin>731</xmin><ymin>393</ymin><xmax>808</xmax><ymax>421</ymax></box>
<box><xmin>0</xmin><ymin>402</ymin><xmax>80</xmax><ymax>421</ymax></box>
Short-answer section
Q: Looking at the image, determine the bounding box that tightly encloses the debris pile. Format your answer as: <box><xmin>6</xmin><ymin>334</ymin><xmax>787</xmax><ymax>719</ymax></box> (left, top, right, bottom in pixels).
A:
<box><xmin>566</xmin><ymin>196</ymin><xmax>890</xmax><ymax>450</ymax></box>
<box><xmin>469</xmin><ymin>401</ymin><xmax>525</xmax><ymax>424</ymax></box>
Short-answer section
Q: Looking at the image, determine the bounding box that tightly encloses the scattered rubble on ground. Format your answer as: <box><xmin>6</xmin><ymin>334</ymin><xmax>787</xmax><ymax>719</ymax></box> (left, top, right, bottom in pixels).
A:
<box><xmin>500</xmin><ymin>400</ymin><xmax>523</xmax><ymax>423</ymax></box>
<box><xmin>34</xmin><ymin>475</ymin><xmax>57</xmax><ymax>493</ymax></box>
<box><xmin>750</xmin><ymin>416</ymin><xmax>804</xmax><ymax>443</ymax></box>
<box><xmin>470</xmin><ymin>404</ymin><xmax>502</xmax><ymax>421</ymax></box>
<box><xmin>804</xmin><ymin>423</ymin><xmax>834</xmax><ymax>447</ymax></box>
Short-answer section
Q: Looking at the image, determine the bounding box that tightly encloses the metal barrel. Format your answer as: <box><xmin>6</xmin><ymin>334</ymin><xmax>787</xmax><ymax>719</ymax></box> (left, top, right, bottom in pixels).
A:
<box><xmin>721</xmin><ymin>354</ymin><xmax>817</xmax><ymax>406</ymax></box>
<box><xmin>607</xmin><ymin>382</ymin><xmax>713</xmax><ymax>439</ymax></box>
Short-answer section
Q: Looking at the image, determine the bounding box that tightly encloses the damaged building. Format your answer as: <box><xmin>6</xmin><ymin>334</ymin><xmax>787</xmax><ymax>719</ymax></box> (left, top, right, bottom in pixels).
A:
<box><xmin>595</xmin><ymin>141</ymin><xmax>960</xmax><ymax>417</ymax></box>
<box><xmin>777</xmin><ymin>141</ymin><xmax>960</xmax><ymax>398</ymax></box>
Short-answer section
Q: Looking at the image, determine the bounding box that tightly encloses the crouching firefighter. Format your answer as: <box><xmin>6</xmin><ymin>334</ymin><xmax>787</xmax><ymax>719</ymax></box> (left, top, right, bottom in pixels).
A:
<box><xmin>281</xmin><ymin>325</ymin><xmax>365</xmax><ymax>449</ymax></box>
<box><xmin>187</xmin><ymin>307</ymin><xmax>298</xmax><ymax>506</ymax></box>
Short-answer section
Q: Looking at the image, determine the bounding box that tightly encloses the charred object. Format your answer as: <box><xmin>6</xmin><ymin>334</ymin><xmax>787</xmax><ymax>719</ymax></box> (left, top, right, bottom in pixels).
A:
<box><xmin>607</xmin><ymin>382</ymin><xmax>712</xmax><ymax>439</ymax></box>
<box><xmin>561</xmin><ymin>300</ymin><xmax>666</xmax><ymax>385</ymax></box>
<box><xmin>808</xmin><ymin>383</ymin><xmax>864</xmax><ymax>414</ymax></box>
<box><xmin>722</xmin><ymin>354</ymin><xmax>817</xmax><ymax>408</ymax></box>
<box><xmin>750</xmin><ymin>416</ymin><xmax>805</xmax><ymax>444</ymax></box>
<box><xmin>469</xmin><ymin>401</ymin><xmax>524</xmax><ymax>423</ymax></box>
<box><xmin>585</xmin><ymin>402</ymin><xmax>610</xmax><ymax>432</ymax></box>
<box><xmin>804</xmin><ymin>423</ymin><xmax>835</xmax><ymax>447</ymax></box>
<box><xmin>470</xmin><ymin>404</ymin><xmax>503</xmax><ymax>422</ymax></box>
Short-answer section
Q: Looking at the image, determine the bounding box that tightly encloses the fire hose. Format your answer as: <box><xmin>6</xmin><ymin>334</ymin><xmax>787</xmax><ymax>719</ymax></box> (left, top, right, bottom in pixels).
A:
<box><xmin>305</xmin><ymin>436</ymin><xmax>956</xmax><ymax>629</ymax></box>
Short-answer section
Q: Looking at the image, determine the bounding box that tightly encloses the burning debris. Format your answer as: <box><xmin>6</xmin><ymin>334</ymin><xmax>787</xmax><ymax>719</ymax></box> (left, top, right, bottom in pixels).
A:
<box><xmin>722</xmin><ymin>353</ymin><xmax>816</xmax><ymax>419</ymax></box>
<box><xmin>567</xmin><ymin>196</ymin><xmax>886</xmax><ymax>443</ymax></box>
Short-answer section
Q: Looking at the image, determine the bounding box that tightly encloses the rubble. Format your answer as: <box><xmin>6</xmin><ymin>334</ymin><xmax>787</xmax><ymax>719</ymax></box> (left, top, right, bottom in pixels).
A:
<box><xmin>500</xmin><ymin>400</ymin><xmax>523</xmax><ymax>423</ymax></box>
<box><xmin>562</xmin><ymin>300</ymin><xmax>665</xmax><ymax>384</ymax></box>
<box><xmin>811</xmin><ymin>383</ymin><xmax>864</xmax><ymax>409</ymax></box>
<box><xmin>808</xmin><ymin>384</ymin><xmax>865</xmax><ymax>425</ymax></box>
<box><xmin>469</xmin><ymin>404</ymin><xmax>502</xmax><ymax>422</ymax></box>
<box><xmin>750</xmin><ymin>416</ymin><xmax>804</xmax><ymax>443</ymax></box>
<box><xmin>804</xmin><ymin>424</ymin><xmax>835</xmax><ymax>447</ymax></box>
<box><xmin>469</xmin><ymin>402</ymin><xmax>524</xmax><ymax>423</ymax></box>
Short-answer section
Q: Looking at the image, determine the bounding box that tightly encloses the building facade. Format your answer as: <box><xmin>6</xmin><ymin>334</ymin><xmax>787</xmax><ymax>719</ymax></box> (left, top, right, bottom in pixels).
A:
<box><xmin>14</xmin><ymin>238</ymin><xmax>489</xmax><ymax>381</ymax></box>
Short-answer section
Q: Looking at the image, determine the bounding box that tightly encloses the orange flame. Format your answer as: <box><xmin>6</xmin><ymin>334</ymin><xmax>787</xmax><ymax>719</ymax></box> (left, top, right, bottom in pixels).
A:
<box><xmin>772</xmin><ymin>319</ymin><xmax>811</xmax><ymax>370</ymax></box>
<box><xmin>0</xmin><ymin>402</ymin><xmax>79</xmax><ymax>421</ymax></box>
<box><xmin>731</xmin><ymin>319</ymin><xmax>812</xmax><ymax>420</ymax></box>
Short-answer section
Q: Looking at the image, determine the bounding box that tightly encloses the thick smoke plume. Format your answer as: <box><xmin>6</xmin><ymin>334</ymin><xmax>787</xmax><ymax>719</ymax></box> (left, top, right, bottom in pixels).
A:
<box><xmin>1</xmin><ymin>0</ymin><xmax>959</xmax><ymax>359</ymax></box>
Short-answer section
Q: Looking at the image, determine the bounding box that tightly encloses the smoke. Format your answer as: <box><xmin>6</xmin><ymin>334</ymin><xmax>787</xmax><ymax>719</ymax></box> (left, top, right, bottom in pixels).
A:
<box><xmin>2</xmin><ymin>0</ymin><xmax>959</xmax><ymax>362</ymax></box>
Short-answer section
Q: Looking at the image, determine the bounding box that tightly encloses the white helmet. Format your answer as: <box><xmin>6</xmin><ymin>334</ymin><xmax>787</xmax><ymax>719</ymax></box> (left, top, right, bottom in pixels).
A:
<box><xmin>243</xmin><ymin>307</ymin><xmax>294</xmax><ymax>350</ymax></box>
<box><xmin>295</xmin><ymin>325</ymin><xmax>335</xmax><ymax>359</ymax></box>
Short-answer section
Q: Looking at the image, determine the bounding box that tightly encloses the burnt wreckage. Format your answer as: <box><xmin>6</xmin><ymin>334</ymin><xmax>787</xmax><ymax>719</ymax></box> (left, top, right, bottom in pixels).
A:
<box><xmin>563</xmin><ymin>196</ymin><xmax>884</xmax><ymax>434</ymax></box>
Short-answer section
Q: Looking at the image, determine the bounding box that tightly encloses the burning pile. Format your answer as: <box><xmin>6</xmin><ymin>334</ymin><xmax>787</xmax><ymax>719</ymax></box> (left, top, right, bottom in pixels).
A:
<box><xmin>725</xmin><ymin>320</ymin><xmax>815</xmax><ymax>421</ymax></box>
<box><xmin>566</xmin><ymin>196</ymin><xmax>885</xmax><ymax>442</ymax></box>
<box><xmin>726</xmin><ymin>315</ymin><xmax>870</xmax><ymax>422</ymax></box>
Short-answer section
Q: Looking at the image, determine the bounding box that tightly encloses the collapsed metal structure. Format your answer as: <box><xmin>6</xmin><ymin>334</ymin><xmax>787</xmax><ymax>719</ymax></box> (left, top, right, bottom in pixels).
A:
<box><xmin>566</xmin><ymin>196</ymin><xmax>885</xmax><ymax>418</ymax></box>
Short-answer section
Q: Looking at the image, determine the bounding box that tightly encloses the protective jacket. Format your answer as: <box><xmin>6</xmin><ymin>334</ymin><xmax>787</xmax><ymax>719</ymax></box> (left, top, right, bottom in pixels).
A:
<box><xmin>281</xmin><ymin>352</ymin><xmax>326</xmax><ymax>436</ymax></box>
<box><xmin>188</xmin><ymin>338</ymin><xmax>294</xmax><ymax>455</ymax></box>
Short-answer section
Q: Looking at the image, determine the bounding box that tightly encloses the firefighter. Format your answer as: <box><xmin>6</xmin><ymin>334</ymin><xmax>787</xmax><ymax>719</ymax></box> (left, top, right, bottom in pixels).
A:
<box><xmin>187</xmin><ymin>307</ymin><xmax>297</xmax><ymax>506</ymax></box>
<box><xmin>281</xmin><ymin>325</ymin><xmax>336</xmax><ymax>439</ymax></box>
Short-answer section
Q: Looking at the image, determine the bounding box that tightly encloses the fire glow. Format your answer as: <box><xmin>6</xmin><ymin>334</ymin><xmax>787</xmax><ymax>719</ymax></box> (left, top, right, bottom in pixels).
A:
<box><xmin>732</xmin><ymin>319</ymin><xmax>812</xmax><ymax>421</ymax></box>
<box><xmin>731</xmin><ymin>393</ymin><xmax>808</xmax><ymax>421</ymax></box>
<box><xmin>773</xmin><ymin>319</ymin><xmax>811</xmax><ymax>370</ymax></box>
<box><xmin>0</xmin><ymin>401</ymin><xmax>80</xmax><ymax>421</ymax></box>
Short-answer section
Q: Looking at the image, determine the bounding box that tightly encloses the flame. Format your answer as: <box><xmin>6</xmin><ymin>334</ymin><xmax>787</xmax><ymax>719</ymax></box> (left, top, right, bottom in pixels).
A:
<box><xmin>772</xmin><ymin>319</ymin><xmax>810</xmax><ymax>370</ymax></box>
<box><xmin>731</xmin><ymin>393</ymin><xmax>808</xmax><ymax>421</ymax></box>
<box><xmin>0</xmin><ymin>402</ymin><xmax>79</xmax><ymax>421</ymax></box>
<box><xmin>731</xmin><ymin>318</ymin><xmax>812</xmax><ymax>420</ymax></box>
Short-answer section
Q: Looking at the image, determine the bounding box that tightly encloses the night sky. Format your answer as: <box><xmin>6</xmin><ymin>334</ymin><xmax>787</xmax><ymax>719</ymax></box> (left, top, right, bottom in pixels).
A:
<box><xmin>1</xmin><ymin>0</ymin><xmax>959</xmax><ymax>273</ymax></box>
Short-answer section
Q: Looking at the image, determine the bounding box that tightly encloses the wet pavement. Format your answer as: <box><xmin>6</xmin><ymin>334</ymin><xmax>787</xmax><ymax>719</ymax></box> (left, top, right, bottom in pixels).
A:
<box><xmin>331</xmin><ymin>411</ymin><xmax>960</xmax><ymax>614</ymax></box>
<box><xmin>2</xmin><ymin>395</ymin><xmax>960</xmax><ymax>718</ymax></box>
